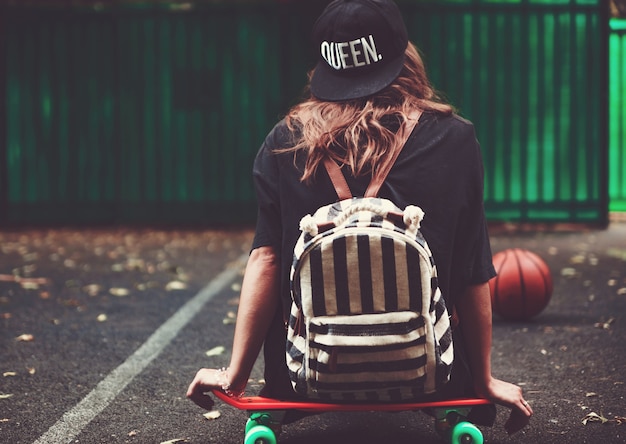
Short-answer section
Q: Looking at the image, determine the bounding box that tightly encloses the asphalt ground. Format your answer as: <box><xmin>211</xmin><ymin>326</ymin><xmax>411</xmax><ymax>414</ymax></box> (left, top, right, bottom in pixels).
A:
<box><xmin>0</xmin><ymin>223</ymin><xmax>625</xmax><ymax>444</ymax></box>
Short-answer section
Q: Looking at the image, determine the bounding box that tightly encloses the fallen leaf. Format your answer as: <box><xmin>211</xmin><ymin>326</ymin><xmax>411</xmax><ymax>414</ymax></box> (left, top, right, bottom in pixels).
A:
<box><xmin>15</xmin><ymin>334</ymin><xmax>34</xmax><ymax>342</ymax></box>
<box><xmin>615</xmin><ymin>416</ymin><xmax>626</xmax><ymax>425</ymax></box>
<box><xmin>20</xmin><ymin>281</ymin><xmax>39</xmax><ymax>290</ymax></box>
<box><xmin>0</xmin><ymin>394</ymin><xmax>13</xmax><ymax>400</ymax></box>
<box><xmin>165</xmin><ymin>281</ymin><xmax>187</xmax><ymax>291</ymax></box>
<box><xmin>0</xmin><ymin>275</ymin><xmax>48</xmax><ymax>285</ymax></box>
<box><xmin>570</xmin><ymin>254</ymin><xmax>586</xmax><ymax>264</ymax></box>
<box><xmin>65</xmin><ymin>279</ymin><xmax>80</xmax><ymax>288</ymax></box>
<box><xmin>203</xmin><ymin>410</ymin><xmax>221</xmax><ymax>420</ymax></box>
<box><xmin>27</xmin><ymin>367</ymin><xmax>36</xmax><ymax>375</ymax></box>
<box><xmin>126</xmin><ymin>258</ymin><xmax>145</xmax><ymax>271</ymax></box>
<box><xmin>607</xmin><ymin>248</ymin><xmax>626</xmax><ymax>261</ymax></box>
<box><xmin>561</xmin><ymin>267</ymin><xmax>577</xmax><ymax>278</ymax></box>
<box><xmin>83</xmin><ymin>284</ymin><xmax>102</xmax><ymax>296</ymax></box>
<box><xmin>109</xmin><ymin>288</ymin><xmax>130</xmax><ymax>297</ymax></box>
<box><xmin>594</xmin><ymin>318</ymin><xmax>615</xmax><ymax>330</ymax></box>
<box><xmin>0</xmin><ymin>418</ymin><xmax>9</xmax><ymax>422</ymax></box>
<box><xmin>617</xmin><ymin>288</ymin><xmax>626</xmax><ymax>296</ymax></box>
<box><xmin>3</xmin><ymin>372</ymin><xmax>17</xmax><ymax>377</ymax></box>
<box><xmin>582</xmin><ymin>412</ymin><xmax>609</xmax><ymax>425</ymax></box>
<box><xmin>159</xmin><ymin>439</ymin><xmax>188</xmax><ymax>444</ymax></box>
<box><xmin>205</xmin><ymin>346</ymin><xmax>226</xmax><ymax>357</ymax></box>
<box><xmin>97</xmin><ymin>314</ymin><xmax>108</xmax><ymax>322</ymax></box>
<box><xmin>585</xmin><ymin>392</ymin><xmax>598</xmax><ymax>398</ymax></box>
<box><xmin>128</xmin><ymin>430</ymin><xmax>139</xmax><ymax>437</ymax></box>
<box><xmin>223</xmin><ymin>311</ymin><xmax>237</xmax><ymax>325</ymax></box>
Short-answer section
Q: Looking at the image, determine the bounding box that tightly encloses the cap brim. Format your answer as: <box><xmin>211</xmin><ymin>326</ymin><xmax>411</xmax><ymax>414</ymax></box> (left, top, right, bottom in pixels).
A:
<box><xmin>310</xmin><ymin>51</ymin><xmax>405</xmax><ymax>102</ymax></box>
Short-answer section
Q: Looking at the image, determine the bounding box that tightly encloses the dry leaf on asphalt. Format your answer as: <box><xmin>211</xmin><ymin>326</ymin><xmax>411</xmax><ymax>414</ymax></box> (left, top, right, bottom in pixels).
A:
<box><xmin>0</xmin><ymin>394</ymin><xmax>14</xmax><ymax>399</ymax></box>
<box><xmin>594</xmin><ymin>318</ymin><xmax>615</xmax><ymax>330</ymax></box>
<box><xmin>205</xmin><ymin>346</ymin><xmax>226</xmax><ymax>357</ymax></box>
<box><xmin>165</xmin><ymin>281</ymin><xmax>187</xmax><ymax>291</ymax></box>
<box><xmin>83</xmin><ymin>284</ymin><xmax>102</xmax><ymax>296</ymax></box>
<box><xmin>109</xmin><ymin>288</ymin><xmax>130</xmax><ymax>297</ymax></box>
<box><xmin>223</xmin><ymin>311</ymin><xmax>236</xmax><ymax>325</ymax></box>
<box><xmin>582</xmin><ymin>412</ymin><xmax>609</xmax><ymax>425</ymax></box>
<box><xmin>159</xmin><ymin>439</ymin><xmax>188</xmax><ymax>444</ymax></box>
<box><xmin>15</xmin><ymin>334</ymin><xmax>34</xmax><ymax>342</ymax></box>
<box><xmin>3</xmin><ymin>372</ymin><xmax>17</xmax><ymax>377</ymax></box>
<box><xmin>561</xmin><ymin>267</ymin><xmax>577</xmax><ymax>278</ymax></box>
<box><xmin>20</xmin><ymin>281</ymin><xmax>40</xmax><ymax>290</ymax></box>
<box><xmin>203</xmin><ymin>410</ymin><xmax>221</xmax><ymax>420</ymax></box>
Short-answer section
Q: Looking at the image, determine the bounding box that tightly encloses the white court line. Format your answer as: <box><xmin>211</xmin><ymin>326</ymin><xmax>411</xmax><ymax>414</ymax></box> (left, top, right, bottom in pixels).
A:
<box><xmin>33</xmin><ymin>254</ymin><xmax>248</xmax><ymax>444</ymax></box>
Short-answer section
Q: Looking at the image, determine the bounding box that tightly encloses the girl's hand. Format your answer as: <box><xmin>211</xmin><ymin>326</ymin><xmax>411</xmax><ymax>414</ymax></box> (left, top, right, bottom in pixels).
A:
<box><xmin>186</xmin><ymin>368</ymin><xmax>225</xmax><ymax>410</ymax></box>
<box><xmin>476</xmin><ymin>377</ymin><xmax>534</xmax><ymax>435</ymax></box>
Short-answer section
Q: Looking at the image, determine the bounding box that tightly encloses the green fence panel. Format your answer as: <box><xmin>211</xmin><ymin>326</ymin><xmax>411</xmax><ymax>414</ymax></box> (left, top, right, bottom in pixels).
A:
<box><xmin>0</xmin><ymin>1</ymin><xmax>610</xmax><ymax>225</ymax></box>
<box><xmin>1</xmin><ymin>5</ymin><xmax>312</xmax><ymax>225</ymax></box>
<box><xmin>610</xmin><ymin>19</ymin><xmax>626</xmax><ymax>212</ymax></box>
<box><xmin>403</xmin><ymin>0</ymin><xmax>608</xmax><ymax>223</ymax></box>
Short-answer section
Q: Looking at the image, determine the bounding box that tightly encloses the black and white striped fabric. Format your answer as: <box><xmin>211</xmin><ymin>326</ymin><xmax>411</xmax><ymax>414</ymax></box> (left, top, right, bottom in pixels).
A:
<box><xmin>287</xmin><ymin>197</ymin><xmax>453</xmax><ymax>402</ymax></box>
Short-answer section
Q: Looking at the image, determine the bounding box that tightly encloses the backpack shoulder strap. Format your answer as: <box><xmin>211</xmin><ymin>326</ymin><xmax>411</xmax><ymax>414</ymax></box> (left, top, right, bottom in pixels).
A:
<box><xmin>364</xmin><ymin>110</ymin><xmax>422</xmax><ymax>198</ymax></box>
<box><xmin>324</xmin><ymin>158</ymin><xmax>353</xmax><ymax>200</ymax></box>
<box><xmin>323</xmin><ymin>110</ymin><xmax>422</xmax><ymax>200</ymax></box>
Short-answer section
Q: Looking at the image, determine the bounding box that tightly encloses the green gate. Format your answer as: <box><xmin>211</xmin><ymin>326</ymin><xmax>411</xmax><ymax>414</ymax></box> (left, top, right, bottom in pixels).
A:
<box><xmin>610</xmin><ymin>18</ymin><xmax>626</xmax><ymax>212</ymax></box>
<box><xmin>0</xmin><ymin>0</ymin><xmax>611</xmax><ymax>226</ymax></box>
<box><xmin>403</xmin><ymin>0</ymin><xmax>609</xmax><ymax>223</ymax></box>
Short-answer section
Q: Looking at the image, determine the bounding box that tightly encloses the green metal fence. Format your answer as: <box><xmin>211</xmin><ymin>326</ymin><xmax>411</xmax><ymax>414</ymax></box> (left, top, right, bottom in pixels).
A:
<box><xmin>0</xmin><ymin>0</ymin><xmax>611</xmax><ymax>226</ymax></box>
<box><xmin>610</xmin><ymin>18</ymin><xmax>626</xmax><ymax>212</ymax></box>
<box><xmin>404</xmin><ymin>0</ymin><xmax>609</xmax><ymax>223</ymax></box>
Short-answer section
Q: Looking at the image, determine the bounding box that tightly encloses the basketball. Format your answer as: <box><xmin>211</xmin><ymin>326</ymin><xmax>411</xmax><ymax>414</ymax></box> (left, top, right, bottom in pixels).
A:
<box><xmin>489</xmin><ymin>248</ymin><xmax>553</xmax><ymax>321</ymax></box>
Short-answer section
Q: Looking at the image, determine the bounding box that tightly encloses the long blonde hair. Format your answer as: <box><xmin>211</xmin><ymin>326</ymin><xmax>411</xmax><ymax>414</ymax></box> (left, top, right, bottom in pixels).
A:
<box><xmin>283</xmin><ymin>42</ymin><xmax>453</xmax><ymax>184</ymax></box>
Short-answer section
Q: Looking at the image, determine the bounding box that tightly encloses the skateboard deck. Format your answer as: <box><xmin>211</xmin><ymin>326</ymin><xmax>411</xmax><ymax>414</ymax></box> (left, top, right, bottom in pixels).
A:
<box><xmin>212</xmin><ymin>389</ymin><xmax>491</xmax><ymax>444</ymax></box>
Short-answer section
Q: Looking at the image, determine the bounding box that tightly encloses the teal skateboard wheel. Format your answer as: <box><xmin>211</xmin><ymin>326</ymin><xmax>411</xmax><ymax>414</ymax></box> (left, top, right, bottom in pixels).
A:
<box><xmin>450</xmin><ymin>421</ymin><xmax>483</xmax><ymax>444</ymax></box>
<box><xmin>244</xmin><ymin>424</ymin><xmax>277</xmax><ymax>444</ymax></box>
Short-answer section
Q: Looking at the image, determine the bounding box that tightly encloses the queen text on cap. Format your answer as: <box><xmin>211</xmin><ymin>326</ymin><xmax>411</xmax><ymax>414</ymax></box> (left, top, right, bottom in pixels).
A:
<box><xmin>320</xmin><ymin>34</ymin><xmax>383</xmax><ymax>71</ymax></box>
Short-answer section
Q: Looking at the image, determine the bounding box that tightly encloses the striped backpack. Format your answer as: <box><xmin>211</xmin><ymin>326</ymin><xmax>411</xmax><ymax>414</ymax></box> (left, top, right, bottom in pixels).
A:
<box><xmin>286</xmin><ymin>118</ymin><xmax>454</xmax><ymax>402</ymax></box>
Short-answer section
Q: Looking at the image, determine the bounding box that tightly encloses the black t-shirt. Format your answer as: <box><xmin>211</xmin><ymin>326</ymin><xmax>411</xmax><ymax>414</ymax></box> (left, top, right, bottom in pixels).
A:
<box><xmin>251</xmin><ymin>111</ymin><xmax>496</xmax><ymax>398</ymax></box>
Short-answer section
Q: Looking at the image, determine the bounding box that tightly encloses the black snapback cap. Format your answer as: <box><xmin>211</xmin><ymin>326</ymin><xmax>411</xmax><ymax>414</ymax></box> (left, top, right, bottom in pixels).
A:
<box><xmin>310</xmin><ymin>0</ymin><xmax>409</xmax><ymax>101</ymax></box>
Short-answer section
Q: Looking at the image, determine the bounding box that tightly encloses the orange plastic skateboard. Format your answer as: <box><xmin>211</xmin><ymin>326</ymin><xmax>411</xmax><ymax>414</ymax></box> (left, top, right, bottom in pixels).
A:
<box><xmin>212</xmin><ymin>389</ymin><xmax>492</xmax><ymax>444</ymax></box>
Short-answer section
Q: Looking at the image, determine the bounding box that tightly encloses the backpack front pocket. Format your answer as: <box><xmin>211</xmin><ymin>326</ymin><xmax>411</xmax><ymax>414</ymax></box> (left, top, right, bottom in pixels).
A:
<box><xmin>306</xmin><ymin>311</ymin><xmax>430</xmax><ymax>400</ymax></box>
